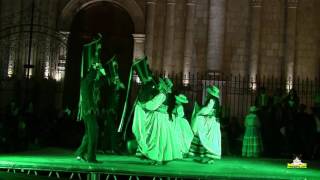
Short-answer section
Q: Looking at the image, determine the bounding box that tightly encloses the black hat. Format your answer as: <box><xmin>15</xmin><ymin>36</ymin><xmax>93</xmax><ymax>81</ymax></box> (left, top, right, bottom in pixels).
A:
<box><xmin>132</xmin><ymin>57</ymin><xmax>153</xmax><ymax>84</ymax></box>
<box><xmin>105</xmin><ymin>56</ymin><xmax>119</xmax><ymax>81</ymax></box>
<box><xmin>105</xmin><ymin>56</ymin><xmax>125</xmax><ymax>89</ymax></box>
<box><xmin>82</xmin><ymin>33</ymin><xmax>102</xmax><ymax>74</ymax></box>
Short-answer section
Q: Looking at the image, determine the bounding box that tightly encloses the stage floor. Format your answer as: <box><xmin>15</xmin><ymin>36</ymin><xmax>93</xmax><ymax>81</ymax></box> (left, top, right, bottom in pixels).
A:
<box><xmin>0</xmin><ymin>148</ymin><xmax>319</xmax><ymax>179</ymax></box>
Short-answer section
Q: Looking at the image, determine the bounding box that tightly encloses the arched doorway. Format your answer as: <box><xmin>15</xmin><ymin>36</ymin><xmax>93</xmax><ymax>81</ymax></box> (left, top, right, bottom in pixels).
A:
<box><xmin>63</xmin><ymin>1</ymin><xmax>134</xmax><ymax>120</ymax></box>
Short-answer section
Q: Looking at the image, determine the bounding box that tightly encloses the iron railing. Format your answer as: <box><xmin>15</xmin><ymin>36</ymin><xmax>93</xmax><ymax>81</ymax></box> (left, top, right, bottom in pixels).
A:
<box><xmin>131</xmin><ymin>72</ymin><xmax>320</xmax><ymax>121</ymax></box>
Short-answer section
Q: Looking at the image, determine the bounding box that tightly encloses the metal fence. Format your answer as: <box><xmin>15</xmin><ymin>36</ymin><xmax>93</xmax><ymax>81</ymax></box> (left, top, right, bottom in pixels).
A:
<box><xmin>134</xmin><ymin>72</ymin><xmax>320</xmax><ymax>121</ymax></box>
<box><xmin>1</xmin><ymin>72</ymin><xmax>319</xmax><ymax>122</ymax></box>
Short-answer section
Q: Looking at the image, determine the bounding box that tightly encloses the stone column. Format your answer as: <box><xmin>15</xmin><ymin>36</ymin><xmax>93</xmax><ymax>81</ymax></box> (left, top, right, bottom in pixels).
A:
<box><xmin>48</xmin><ymin>0</ymin><xmax>60</xmax><ymax>79</ymax></box>
<box><xmin>162</xmin><ymin>0</ymin><xmax>176</xmax><ymax>75</ymax></box>
<box><xmin>55</xmin><ymin>31</ymin><xmax>70</xmax><ymax>81</ymax></box>
<box><xmin>249</xmin><ymin>0</ymin><xmax>263</xmax><ymax>84</ymax></box>
<box><xmin>183</xmin><ymin>0</ymin><xmax>196</xmax><ymax>84</ymax></box>
<box><xmin>132</xmin><ymin>34</ymin><xmax>146</xmax><ymax>60</ymax></box>
<box><xmin>284</xmin><ymin>0</ymin><xmax>298</xmax><ymax>87</ymax></box>
<box><xmin>8</xmin><ymin>0</ymin><xmax>22</xmax><ymax>78</ymax></box>
<box><xmin>145</xmin><ymin>0</ymin><xmax>157</xmax><ymax>69</ymax></box>
<box><xmin>206</xmin><ymin>0</ymin><xmax>226</xmax><ymax>73</ymax></box>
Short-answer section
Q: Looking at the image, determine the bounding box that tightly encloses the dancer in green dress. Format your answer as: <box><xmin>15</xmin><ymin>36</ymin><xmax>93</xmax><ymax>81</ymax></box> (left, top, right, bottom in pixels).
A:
<box><xmin>242</xmin><ymin>106</ymin><xmax>263</xmax><ymax>157</ymax></box>
<box><xmin>132</xmin><ymin>78</ymin><xmax>183</xmax><ymax>165</ymax></box>
<box><xmin>171</xmin><ymin>94</ymin><xmax>194</xmax><ymax>156</ymax></box>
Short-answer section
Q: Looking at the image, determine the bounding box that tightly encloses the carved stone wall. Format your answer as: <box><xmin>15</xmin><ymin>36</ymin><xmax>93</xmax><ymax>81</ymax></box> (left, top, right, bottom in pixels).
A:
<box><xmin>0</xmin><ymin>0</ymin><xmax>320</xmax><ymax>79</ymax></box>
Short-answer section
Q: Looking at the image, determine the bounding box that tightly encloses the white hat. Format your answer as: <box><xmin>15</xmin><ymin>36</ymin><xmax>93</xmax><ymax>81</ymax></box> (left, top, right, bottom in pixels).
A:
<box><xmin>207</xmin><ymin>85</ymin><xmax>219</xmax><ymax>99</ymax></box>
<box><xmin>175</xmin><ymin>94</ymin><xmax>188</xmax><ymax>104</ymax></box>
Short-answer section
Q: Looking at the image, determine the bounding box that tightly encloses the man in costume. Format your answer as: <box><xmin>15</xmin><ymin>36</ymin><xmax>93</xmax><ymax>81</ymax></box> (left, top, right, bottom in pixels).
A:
<box><xmin>75</xmin><ymin>34</ymin><xmax>105</xmax><ymax>163</ymax></box>
<box><xmin>255</xmin><ymin>87</ymin><xmax>272</xmax><ymax>156</ymax></box>
<box><xmin>75</xmin><ymin>63</ymin><xmax>106</xmax><ymax>163</ymax></box>
<box><xmin>99</xmin><ymin>56</ymin><xmax>125</xmax><ymax>154</ymax></box>
<box><xmin>189</xmin><ymin>85</ymin><xmax>221</xmax><ymax>163</ymax></box>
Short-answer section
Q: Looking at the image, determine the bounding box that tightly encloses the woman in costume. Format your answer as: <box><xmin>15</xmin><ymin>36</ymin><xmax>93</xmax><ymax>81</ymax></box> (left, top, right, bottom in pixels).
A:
<box><xmin>242</xmin><ymin>106</ymin><xmax>263</xmax><ymax>157</ymax></box>
<box><xmin>189</xmin><ymin>85</ymin><xmax>221</xmax><ymax>163</ymax></box>
<box><xmin>171</xmin><ymin>94</ymin><xmax>194</xmax><ymax>156</ymax></box>
<box><xmin>132</xmin><ymin>78</ymin><xmax>183</xmax><ymax>165</ymax></box>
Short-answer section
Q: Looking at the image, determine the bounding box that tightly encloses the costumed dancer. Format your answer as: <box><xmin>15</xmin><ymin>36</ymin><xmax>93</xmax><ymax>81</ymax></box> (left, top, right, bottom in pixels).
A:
<box><xmin>242</xmin><ymin>106</ymin><xmax>263</xmax><ymax>157</ymax></box>
<box><xmin>75</xmin><ymin>33</ymin><xmax>104</xmax><ymax>163</ymax></box>
<box><xmin>131</xmin><ymin>59</ymin><xmax>183</xmax><ymax>165</ymax></box>
<box><xmin>171</xmin><ymin>94</ymin><xmax>194</xmax><ymax>156</ymax></box>
<box><xmin>99</xmin><ymin>56</ymin><xmax>125</xmax><ymax>154</ymax></box>
<box><xmin>189</xmin><ymin>85</ymin><xmax>221</xmax><ymax>164</ymax></box>
<box><xmin>75</xmin><ymin>63</ymin><xmax>106</xmax><ymax>163</ymax></box>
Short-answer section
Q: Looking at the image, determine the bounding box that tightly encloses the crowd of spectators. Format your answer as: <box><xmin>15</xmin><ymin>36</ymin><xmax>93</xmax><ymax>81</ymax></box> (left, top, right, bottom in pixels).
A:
<box><xmin>0</xmin><ymin>101</ymin><xmax>83</xmax><ymax>153</ymax></box>
<box><xmin>222</xmin><ymin>88</ymin><xmax>320</xmax><ymax>160</ymax></box>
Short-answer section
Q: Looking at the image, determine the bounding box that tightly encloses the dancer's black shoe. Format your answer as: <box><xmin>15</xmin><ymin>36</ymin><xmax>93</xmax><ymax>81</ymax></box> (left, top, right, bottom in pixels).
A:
<box><xmin>87</xmin><ymin>159</ymin><xmax>101</xmax><ymax>163</ymax></box>
<box><xmin>150</xmin><ymin>161</ymin><xmax>164</xmax><ymax>165</ymax></box>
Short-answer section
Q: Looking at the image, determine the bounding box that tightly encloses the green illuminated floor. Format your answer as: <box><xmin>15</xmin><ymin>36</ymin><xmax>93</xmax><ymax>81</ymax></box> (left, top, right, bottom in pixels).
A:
<box><xmin>0</xmin><ymin>148</ymin><xmax>319</xmax><ymax>179</ymax></box>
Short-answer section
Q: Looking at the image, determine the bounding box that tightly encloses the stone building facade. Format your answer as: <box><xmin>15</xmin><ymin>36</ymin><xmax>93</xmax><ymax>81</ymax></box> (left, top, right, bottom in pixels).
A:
<box><xmin>0</xmin><ymin>0</ymin><xmax>319</xmax><ymax>80</ymax></box>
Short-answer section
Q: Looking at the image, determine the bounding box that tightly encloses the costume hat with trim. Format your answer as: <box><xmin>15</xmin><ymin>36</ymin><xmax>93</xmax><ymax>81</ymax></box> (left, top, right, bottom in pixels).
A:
<box><xmin>105</xmin><ymin>56</ymin><xmax>125</xmax><ymax>89</ymax></box>
<box><xmin>207</xmin><ymin>85</ymin><xmax>220</xmax><ymax>99</ymax></box>
<box><xmin>158</xmin><ymin>78</ymin><xmax>173</xmax><ymax>94</ymax></box>
<box><xmin>175</xmin><ymin>94</ymin><xmax>188</xmax><ymax>104</ymax></box>
<box><xmin>249</xmin><ymin>106</ymin><xmax>257</xmax><ymax>113</ymax></box>
<box><xmin>132</xmin><ymin>57</ymin><xmax>153</xmax><ymax>84</ymax></box>
<box><xmin>105</xmin><ymin>56</ymin><xmax>119</xmax><ymax>81</ymax></box>
<box><xmin>91</xmin><ymin>62</ymin><xmax>106</xmax><ymax>76</ymax></box>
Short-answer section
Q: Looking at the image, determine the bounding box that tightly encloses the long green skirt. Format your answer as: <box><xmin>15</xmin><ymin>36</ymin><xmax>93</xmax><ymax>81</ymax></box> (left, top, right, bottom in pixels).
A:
<box><xmin>242</xmin><ymin>126</ymin><xmax>263</xmax><ymax>157</ymax></box>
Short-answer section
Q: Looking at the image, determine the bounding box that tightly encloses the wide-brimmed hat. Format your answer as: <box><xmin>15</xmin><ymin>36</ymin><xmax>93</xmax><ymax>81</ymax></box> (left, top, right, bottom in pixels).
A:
<box><xmin>132</xmin><ymin>57</ymin><xmax>153</xmax><ymax>84</ymax></box>
<box><xmin>249</xmin><ymin>106</ymin><xmax>257</xmax><ymax>113</ymax></box>
<box><xmin>175</xmin><ymin>94</ymin><xmax>188</xmax><ymax>104</ymax></box>
<box><xmin>207</xmin><ymin>85</ymin><xmax>219</xmax><ymax>99</ymax></box>
<box><xmin>158</xmin><ymin>78</ymin><xmax>173</xmax><ymax>94</ymax></box>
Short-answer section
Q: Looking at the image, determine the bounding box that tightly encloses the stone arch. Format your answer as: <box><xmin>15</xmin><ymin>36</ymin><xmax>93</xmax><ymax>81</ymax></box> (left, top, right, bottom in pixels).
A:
<box><xmin>59</xmin><ymin>0</ymin><xmax>145</xmax><ymax>33</ymax></box>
